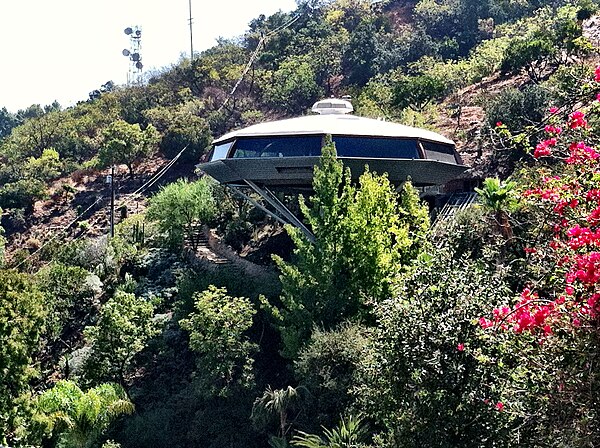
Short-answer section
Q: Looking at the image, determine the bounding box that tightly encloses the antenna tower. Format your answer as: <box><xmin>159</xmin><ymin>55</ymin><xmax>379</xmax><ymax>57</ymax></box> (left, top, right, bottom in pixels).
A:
<box><xmin>122</xmin><ymin>26</ymin><xmax>143</xmax><ymax>85</ymax></box>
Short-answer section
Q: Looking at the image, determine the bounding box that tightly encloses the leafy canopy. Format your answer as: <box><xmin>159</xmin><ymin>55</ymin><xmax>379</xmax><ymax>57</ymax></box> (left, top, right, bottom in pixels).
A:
<box><xmin>0</xmin><ymin>269</ymin><xmax>46</xmax><ymax>445</ymax></box>
<box><xmin>83</xmin><ymin>291</ymin><xmax>158</xmax><ymax>385</ymax></box>
<box><xmin>146</xmin><ymin>177</ymin><xmax>216</xmax><ymax>250</ymax></box>
<box><xmin>33</xmin><ymin>380</ymin><xmax>134</xmax><ymax>448</ymax></box>
<box><xmin>273</xmin><ymin>136</ymin><xmax>429</xmax><ymax>357</ymax></box>
<box><xmin>98</xmin><ymin>119</ymin><xmax>159</xmax><ymax>177</ymax></box>
<box><xmin>179</xmin><ymin>285</ymin><xmax>257</xmax><ymax>396</ymax></box>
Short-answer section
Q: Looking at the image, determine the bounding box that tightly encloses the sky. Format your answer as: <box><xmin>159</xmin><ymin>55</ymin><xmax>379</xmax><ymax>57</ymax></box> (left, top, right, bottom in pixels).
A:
<box><xmin>0</xmin><ymin>0</ymin><xmax>297</xmax><ymax>112</ymax></box>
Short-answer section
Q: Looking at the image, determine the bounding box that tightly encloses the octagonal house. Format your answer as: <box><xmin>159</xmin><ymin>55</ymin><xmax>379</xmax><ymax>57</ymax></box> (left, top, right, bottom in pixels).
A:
<box><xmin>199</xmin><ymin>98</ymin><xmax>466</xmax><ymax>188</ymax></box>
<box><xmin>198</xmin><ymin>98</ymin><xmax>468</xmax><ymax>241</ymax></box>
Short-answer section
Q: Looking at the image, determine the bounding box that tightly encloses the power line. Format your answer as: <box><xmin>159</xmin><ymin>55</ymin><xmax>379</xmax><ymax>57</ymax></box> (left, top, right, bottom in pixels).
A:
<box><xmin>12</xmin><ymin>145</ymin><xmax>190</xmax><ymax>270</ymax></box>
<box><xmin>10</xmin><ymin>11</ymin><xmax>304</xmax><ymax>270</ymax></box>
<box><xmin>13</xmin><ymin>195</ymin><xmax>105</xmax><ymax>270</ymax></box>
<box><xmin>129</xmin><ymin>144</ymin><xmax>189</xmax><ymax>196</ymax></box>
<box><xmin>217</xmin><ymin>13</ymin><xmax>300</xmax><ymax>113</ymax></box>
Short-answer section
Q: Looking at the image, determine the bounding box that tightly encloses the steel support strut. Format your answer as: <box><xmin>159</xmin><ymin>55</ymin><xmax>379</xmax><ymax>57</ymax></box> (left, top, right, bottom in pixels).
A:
<box><xmin>226</xmin><ymin>185</ymin><xmax>288</xmax><ymax>226</ymax></box>
<box><xmin>237</xmin><ymin>180</ymin><xmax>316</xmax><ymax>243</ymax></box>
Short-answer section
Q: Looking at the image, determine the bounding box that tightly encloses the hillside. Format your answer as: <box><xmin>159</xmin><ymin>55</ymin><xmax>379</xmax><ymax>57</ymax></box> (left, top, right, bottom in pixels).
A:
<box><xmin>2</xmin><ymin>1</ymin><xmax>600</xmax><ymax>447</ymax></box>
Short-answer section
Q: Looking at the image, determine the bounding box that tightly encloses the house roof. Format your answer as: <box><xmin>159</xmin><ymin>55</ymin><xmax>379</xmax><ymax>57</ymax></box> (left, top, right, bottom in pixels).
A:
<box><xmin>213</xmin><ymin>114</ymin><xmax>455</xmax><ymax>145</ymax></box>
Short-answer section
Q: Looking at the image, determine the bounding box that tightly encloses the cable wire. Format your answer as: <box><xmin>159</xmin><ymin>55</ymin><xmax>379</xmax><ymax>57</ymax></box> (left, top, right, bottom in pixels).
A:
<box><xmin>10</xmin><ymin>11</ymin><xmax>303</xmax><ymax>270</ymax></box>
<box><xmin>217</xmin><ymin>13</ymin><xmax>300</xmax><ymax>113</ymax></box>
<box><xmin>12</xmin><ymin>144</ymin><xmax>190</xmax><ymax>269</ymax></box>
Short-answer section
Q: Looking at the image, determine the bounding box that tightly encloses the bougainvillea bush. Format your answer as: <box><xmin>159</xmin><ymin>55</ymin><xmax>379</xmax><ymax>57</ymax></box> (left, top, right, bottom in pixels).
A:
<box><xmin>355</xmin><ymin>246</ymin><xmax>516</xmax><ymax>447</ymax></box>
<box><xmin>355</xmin><ymin>68</ymin><xmax>600</xmax><ymax>448</ymax></box>
<box><xmin>477</xmin><ymin>68</ymin><xmax>600</xmax><ymax>446</ymax></box>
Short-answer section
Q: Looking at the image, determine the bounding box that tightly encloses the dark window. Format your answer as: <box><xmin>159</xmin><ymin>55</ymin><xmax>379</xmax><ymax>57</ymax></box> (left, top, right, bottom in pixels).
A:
<box><xmin>421</xmin><ymin>140</ymin><xmax>457</xmax><ymax>163</ymax></box>
<box><xmin>211</xmin><ymin>141</ymin><xmax>234</xmax><ymax>161</ymax></box>
<box><xmin>232</xmin><ymin>136</ymin><xmax>323</xmax><ymax>158</ymax></box>
<box><xmin>229</xmin><ymin>135</ymin><xmax>437</xmax><ymax>160</ymax></box>
<box><xmin>333</xmin><ymin>136</ymin><xmax>420</xmax><ymax>159</ymax></box>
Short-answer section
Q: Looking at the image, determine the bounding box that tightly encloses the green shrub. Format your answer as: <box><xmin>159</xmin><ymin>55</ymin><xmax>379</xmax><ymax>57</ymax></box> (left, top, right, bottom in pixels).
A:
<box><xmin>110</xmin><ymin>215</ymin><xmax>154</xmax><ymax>266</ymax></box>
<box><xmin>0</xmin><ymin>178</ymin><xmax>47</xmax><ymax>211</ymax></box>
<box><xmin>264</xmin><ymin>55</ymin><xmax>324</xmax><ymax>114</ymax></box>
<box><xmin>146</xmin><ymin>178</ymin><xmax>216</xmax><ymax>251</ymax></box>
<box><xmin>23</xmin><ymin>148</ymin><xmax>63</xmax><ymax>181</ymax></box>
<box><xmin>35</xmin><ymin>263</ymin><xmax>101</xmax><ymax>340</ymax></box>
<box><xmin>50</xmin><ymin>236</ymin><xmax>126</xmax><ymax>282</ymax></box>
<box><xmin>501</xmin><ymin>36</ymin><xmax>555</xmax><ymax>81</ymax></box>
<box><xmin>32</xmin><ymin>380</ymin><xmax>133</xmax><ymax>448</ymax></box>
<box><xmin>291</xmin><ymin>414</ymin><xmax>371</xmax><ymax>448</ymax></box>
<box><xmin>175</xmin><ymin>265</ymin><xmax>281</xmax><ymax>320</ymax></box>
<box><xmin>485</xmin><ymin>84</ymin><xmax>551</xmax><ymax>131</ymax></box>
<box><xmin>222</xmin><ymin>219</ymin><xmax>254</xmax><ymax>250</ymax></box>
<box><xmin>355</xmin><ymin>248</ymin><xmax>515</xmax><ymax>447</ymax></box>
<box><xmin>83</xmin><ymin>291</ymin><xmax>158</xmax><ymax>384</ymax></box>
<box><xmin>0</xmin><ymin>269</ymin><xmax>46</xmax><ymax>443</ymax></box>
<box><xmin>546</xmin><ymin>63</ymin><xmax>594</xmax><ymax>103</ymax></box>
<box><xmin>576</xmin><ymin>0</ymin><xmax>597</xmax><ymax>20</ymax></box>
<box><xmin>294</xmin><ymin>322</ymin><xmax>370</xmax><ymax>431</ymax></box>
<box><xmin>144</xmin><ymin>102</ymin><xmax>212</xmax><ymax>162</ymax></box>
<box><xmin>412</xmin><ymin>36</ymin><xmax>510</xmax><ymax>95</ymax></box>
<box><xmin>98</xmin><ymin>120</ymin><xmax>159</xmax><ymax>178</ymax></box>
<box><xmin>179</xmin><ymin>286</ymin><xmax>257</xmax><ymax>396</ymax></box>
<box><xmin>393</xmin><ymin>74</ymin><xmax>447</xmax><ymax>111</ymax></box>
<box><xmin>354</xmin><ymin>70</ymin><xmax>401</xmax><ymax>119</ymax></box>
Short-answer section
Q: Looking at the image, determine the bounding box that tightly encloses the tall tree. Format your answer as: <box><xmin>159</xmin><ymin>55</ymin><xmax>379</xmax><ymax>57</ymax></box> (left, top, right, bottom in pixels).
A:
<box><xmin>0</xmin><ymin>107</ymin><xmax>20</xmax><ymax>140</ymax></box>
<box><xmin>179</xmin><ymin>285</ymin><xmax>257</xmax><ymax>396</ymax></box>
<box><xmin>273</xmin><ymin>136</ymin><xmax>429</xmax><ymax>357</ymax></box>
<box><xmin>98</xmin><ymin>120</ymin><xmax>159</xmax><ymax>177</ymax></box>
<box><xmin>341</xmin><ymin>18</ymin><xmax>380</xmax><ymax>86</ymax></box>
<box><xmin>144</xmin><ymin>100</ymin><xmax>212</xmax><ymax>162</ymax></box>
<box><xmin>264</xmin><ymin>55</ymin><xmax>324</xmax><ymax>114</ymax></box>
<box><xmin>146</xmin><ymin>177</ymin><xmax>216</xmax><ymax>250</ymax></box>
<box><xmin>414</xmin><ymin>0</ymin><xmax>489</xmax><ymax>56</ymax></box>
<box><xmin>0</xmin><ymin>269</ymin><xmax>46</xmax><ymax>445</ymax></box>
<box><xmin>83</xmin><ymin>291</ymin><xmax>158</xmax><ymax>385</ymax></box>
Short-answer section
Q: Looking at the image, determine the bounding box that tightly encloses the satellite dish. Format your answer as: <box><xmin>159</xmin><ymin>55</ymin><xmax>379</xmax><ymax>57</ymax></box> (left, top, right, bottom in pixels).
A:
<box><xmin>131</xmin><ymin>53</ymin><xmax>140</xmax><ymax>62</ymax></box>
<box><xmin>122</xmin><ymin>49</ymin><xmax>130</xmax><ymax>57</ymax></box>
<box><xmin>124</xmin><ymin>27</ymin><xmax>133</xmax><ymax>35</ymax></box>
<box><xmin>135</xmin><ymin>61</ymin><xmax>143</xmax><ymax>70</ymax></box>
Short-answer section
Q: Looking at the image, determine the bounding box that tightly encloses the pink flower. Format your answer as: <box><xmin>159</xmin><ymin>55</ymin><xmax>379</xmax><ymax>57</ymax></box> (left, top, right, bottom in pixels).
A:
<box><xmin>479</xmin><ymin>317</ymin><xmax>494</xmax><ymax>329</ymax></box>
<box><xmin>544</xmin><ymin>125</ymin><xmax>562</xmax><ymax>135</ymax></box>
<box><xmin>496</xmin><ymin>121</ymin><xmax>503</xmax><ymax>127</ymax></box>
<box><xmin>549</xmin><ymin>106</ymin><xmax>559</xmax><ymax>114</ymax></box>
<box><xmin>565</xmin><ymin>141</ymin><xmax>599</xmax><ymax>165</ymax></box>
<box><xmin>595</xmin><ymin>65</ymin><xmax>600</xmax><ymax>82</ymax></box>
<box><xmin>568</xmin><ymin>111</ymin><xmax>587</xmax><ymax>129</ymax></box>
<box><xmin>496</xmin><ymin>402</ymin><xmax>504</xmax><ymax>411</ymax></box>
<box><xmin>534</xmin><ymin>138</ymin><xmax>557</xmax><ymax>158</ymax></box>
<box><xmin>586</xmin><ymin>189</ymin><xmax>600</xmax><ymax>202</ymax></box>
<box><xmin>534</xmin><ymin>146</ymin><xmax>551</xmax><ymax>158</ymax></box>
<box><xmin>457</xmin><ymin>343</ymin><xmax>465</xmax><ymax>352</ymax></box>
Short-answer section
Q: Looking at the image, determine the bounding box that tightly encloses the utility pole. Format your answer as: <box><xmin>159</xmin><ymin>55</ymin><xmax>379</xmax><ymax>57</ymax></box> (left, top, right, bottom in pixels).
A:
<box><xmin>108</xmin><ymin>166</ymin><xmax>115</xmax><ymax>237</ymax></box>
<box><xmin>188</xmin><ymin>0</ymin><xmax>194</xmax><ymax>60</ymax></box>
